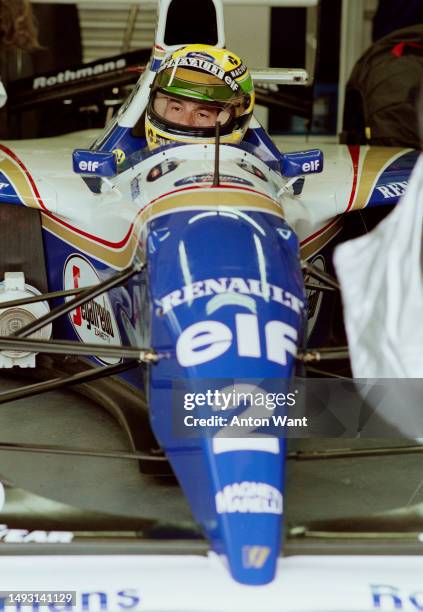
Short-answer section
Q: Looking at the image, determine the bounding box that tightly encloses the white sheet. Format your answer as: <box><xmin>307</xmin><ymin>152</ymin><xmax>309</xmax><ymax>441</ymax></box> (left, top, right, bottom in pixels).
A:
<box><xmin>334</xmin><ymin>154</ymin><xmax>423</xmax><ymax>378</ymax></box>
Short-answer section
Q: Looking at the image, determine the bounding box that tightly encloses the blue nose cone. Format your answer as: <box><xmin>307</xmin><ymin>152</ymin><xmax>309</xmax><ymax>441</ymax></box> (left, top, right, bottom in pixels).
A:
<box><xmin>147</xmin><ymin>199</ymin><xmax>305</xmax><ymax>585</ymax></box>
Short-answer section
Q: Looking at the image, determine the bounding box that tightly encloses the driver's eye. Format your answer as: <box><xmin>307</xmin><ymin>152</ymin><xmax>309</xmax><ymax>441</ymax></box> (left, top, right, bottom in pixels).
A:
<box><xmin>169</xmin><ymin>102</ymin><xmax>182</xmax><ymax>112</ymax></box>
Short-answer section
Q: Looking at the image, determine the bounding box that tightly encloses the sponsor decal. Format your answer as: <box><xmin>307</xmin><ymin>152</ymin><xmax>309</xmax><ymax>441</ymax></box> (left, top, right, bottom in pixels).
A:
<box><xmin>282</xmin><ymin>149</ymin><xmax>323</xmax><ymax>178</ymax></box>
<box><xmin>147</xmin><ymin>160</ymin><xmax>179</xmax><ymax>183</ymax></box>
<box><xmin>174</xmin><ymin>174</ymin><xmax>253</xmax><ymax>188</ymax></box>
<box><xmin>32</xmin><ymin>59</ymin><xmax>126</xmax><ymax>89</ymax></box>
<box><xmin>176</xmin><ymin>315</ymin><xmax>298</xmax><ymax>367</ymax></box>
<box><xmin>302</xmin><ymin>159</ymin><xmax>320</xmax><ymax>172</ymax></box>
<box><xmin>78</xmin><ymin>160</ymin><xmax>100</xmax><ymax>173</ymax></box>
<box><xmin>375</xmin><ymin>181</ymin><xmax>408</xmax><ymax>200</ymax></box>
<box><xmin>73</xmin><ymin>150</ymin><xmax>117</xmax><ymax>177</ymax></box>
<box><xmin>160</xmin><ymin>58</ymin><xmax>239</xmax><ymax>92</ymax></box>
<box><xmin>0</xmin><ymin>182</ymin><xmax>9</xmax><ymax>190</ymax></box>
<box><xmin>347</xmin><ymin>147</ymin><xmax>414</xmax><ymax>211</ymax></box>
<box><xmin>0</xmin><ymin>525</ymin><xmax>73</xmax><ymax>543</ymax></box>
<box><xmin>228</xmin><ymin>64</ymin><xmax>247</xmax><ymax>79</ymax></box>
<box><xmin>227</xmin><ymin>54</ymin><xmax>239</xmax><ymax>66</ymax></box>
<box><xmin>130</xmin><ymin>175</ymin><xmax>141</xmax><ymax>200</ymax></box>
<box><xmin>237</xmin><ymin>161</ymin><xmax>267</xmax><ymax>181</ymax></box>
<box><xmin>215</xmin><ymin>481</ymin><xmax>283</xmax><ymax>514</ymax></box>
<box><xmin>371</xmin><ymin>584</ymin><xmax>423</xmax><ymax>610</ymax></box>
<box><xmin>63</xmin><ymin>255</ymin><xmax>122</xmax><ymax>365</ymax></box>
<box><xmin>186</xmin><ymin>51</ymin><xmax>216</xmax><ymax>63</ymax></box>
<box><xmin>242</xmin><ymin>546</ymin><xmax>271</xmax><ymax>569</ymax></box>
<box><xmin>160</xmin><ymin>277</ymin><xmax>304</xmax><ymax>315</ymax></box>
<box><xmin>113</xmin><ymin>149</ymin><xmax>126</xmax><ymax>165</ymax></box>
<box><xmin>146</xmin><ymin>127</ymin><xmax>158</xmax><ymax>147</ymax></box>
<box><xmin>146</xmin><ymin>127</ymin><xmax>172</xmax><ymax>150</ymax></box>
<box><xmin>80</xmin><ymin>590</ymin><xmax>140</xmax><ymax>611</ymax></box>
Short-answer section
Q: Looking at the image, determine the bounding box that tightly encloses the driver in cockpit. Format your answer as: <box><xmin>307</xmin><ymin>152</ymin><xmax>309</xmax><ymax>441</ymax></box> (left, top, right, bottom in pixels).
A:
<box><xmin>144</xmin><ymin>44</ymin><xmax>255</xmax><ymax>150</ymax></box>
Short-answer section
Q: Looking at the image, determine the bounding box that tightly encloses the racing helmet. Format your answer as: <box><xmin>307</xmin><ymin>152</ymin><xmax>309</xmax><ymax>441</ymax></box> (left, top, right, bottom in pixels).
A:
<box><xmin>145</xmin><ymin>44</ymin><xmax>255</xmax><ymax>150</ymax></box>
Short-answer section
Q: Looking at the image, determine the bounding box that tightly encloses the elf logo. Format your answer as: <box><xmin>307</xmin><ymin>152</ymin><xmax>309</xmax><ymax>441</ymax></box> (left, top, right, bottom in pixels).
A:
<box><xmin>176</xmin><ymin>315</ymin><xmax>298</xmax><ymax>367</ymax></box>
<box><xmin>78</xmin><ymin>160</ymin><xmax>100</xmax><ymax>172</ymax></box>
<box><xmin>302</xmin><ymin>159</ymin><xmax>320</xmax><ymax>172</ymax></box>
<box><xmin>63</xmin><ymin>255</ymin><xmax>122</xmax><ymax>365</ymax></box>
<box><xmin>282</xmin><ymin>149</ymin><xmax>324</xmax><ymax>177</ymax></box>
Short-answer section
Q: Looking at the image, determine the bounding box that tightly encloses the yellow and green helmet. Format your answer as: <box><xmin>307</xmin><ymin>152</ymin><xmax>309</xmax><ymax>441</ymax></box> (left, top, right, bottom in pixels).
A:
<box><xmin>145</xmin><ymin>44</ymin><xmax>255</xmax><ymax>150</ymax></box>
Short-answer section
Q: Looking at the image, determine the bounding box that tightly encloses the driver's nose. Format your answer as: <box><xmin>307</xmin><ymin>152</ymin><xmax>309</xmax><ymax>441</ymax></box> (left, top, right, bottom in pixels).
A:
<box><xmin>178</xmin><ymin>109</ymin><xmax>194</xmax><ymax>126</ymax></box>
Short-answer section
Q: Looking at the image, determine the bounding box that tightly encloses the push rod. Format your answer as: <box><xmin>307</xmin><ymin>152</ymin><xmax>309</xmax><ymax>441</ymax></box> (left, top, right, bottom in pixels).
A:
<box><xmin>0</xmin><ymin>360</ymin><xmax>140</xmax><ymax>405</ymax></box>
<box><xmin>297</xmin><ymin>347</ymin><xmax>349</xmax><ymax>362</ymax></box>
<box><xmin>288</xmin><ymin>445</ymin><xmax>423</xmax><ymax>461</ymax></box>
<box><xmin>304</xmin><ymin>282</ymin><xmax>336</xmax><ymax>293</ymax></box>
<box><xmin>0</xmin><ymin>442</ymin><xmax>421</xmax><ymax>464</ymax></box>
<box><xmin>0</xmin><ymin>286</ymin><xmax>95</xmax><ymax>309</ymax></box>
<box><xmin>301</xmin><ymin>260</ymin><xmax>340</xmax><ymax>290</ymax></box>
<box><xmin>0</xmin><ymin>336</ymin><xmax>160</xmax><ymax>362</ymax></box>
<box><xmin>0</xmin><ymin>441</ymin><xmax>165</xmax><ymax>462</ymax></box>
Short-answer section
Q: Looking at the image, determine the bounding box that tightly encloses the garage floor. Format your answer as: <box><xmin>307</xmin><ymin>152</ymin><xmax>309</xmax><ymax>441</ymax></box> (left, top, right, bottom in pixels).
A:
<box><xmin>0</xmin><ymin>372</ymin><xmax>422</xmax><ymax>538</ymax></box>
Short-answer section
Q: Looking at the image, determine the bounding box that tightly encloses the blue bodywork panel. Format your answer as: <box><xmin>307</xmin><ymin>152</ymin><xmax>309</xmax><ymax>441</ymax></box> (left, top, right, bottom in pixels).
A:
<box><xmin>73</xmin><ymin>149</ymin><xmax>117</xmax><ymax>177</ymax></box>
<box><xmin>281</xmin><ymin>149</ymin><xmax>324</xmax><ymax>177</ymax></box>
<box><xmin>366</xmin><ymin>150</ymin><xmax>419</xmax><ymax>208</ymax></box>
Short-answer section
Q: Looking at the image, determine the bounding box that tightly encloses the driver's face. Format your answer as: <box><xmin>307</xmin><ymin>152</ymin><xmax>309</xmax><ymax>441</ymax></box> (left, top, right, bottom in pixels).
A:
<box><xmin>158</xmin><ymin>94</ymin><xmax>219</xmax><ymax>127</ymax></box>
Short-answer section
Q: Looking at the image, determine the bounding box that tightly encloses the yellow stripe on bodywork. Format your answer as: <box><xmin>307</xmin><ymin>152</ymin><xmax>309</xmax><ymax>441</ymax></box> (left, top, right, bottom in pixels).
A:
<box><xmin>41</xmin><ymin>189</ymin><xmax>284</xmax><ymax>269</ymax></box>
<box><xmin>147</xmin><ymin>189</ymin><xmax>285</xmax><ymax>220</ymax></box>
<box><xmin>41</xmin><ymin>213</ymin><xmax>144</xmax><ymax>269</ymax></box>
<box><xmin>300</xmin><ymin>217</ymin><xmax>343</xmax><ymax>260</ymax></box>
<box><xmin>0</xmin><ymin>157</ymin><xmax>41</xmax><ymax>208</ymax></box>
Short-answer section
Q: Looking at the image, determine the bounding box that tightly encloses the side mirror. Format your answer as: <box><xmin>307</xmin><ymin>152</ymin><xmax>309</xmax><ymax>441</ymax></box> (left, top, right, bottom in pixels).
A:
<box><xmin>72</xmin><ymin>149</ymin><xmax>117</xmax><ymax>177</ymax></box>
<box><xmin>281</xmin><ymin>149</ymin><xmax>324</xmax><ymax>178</ymax></box>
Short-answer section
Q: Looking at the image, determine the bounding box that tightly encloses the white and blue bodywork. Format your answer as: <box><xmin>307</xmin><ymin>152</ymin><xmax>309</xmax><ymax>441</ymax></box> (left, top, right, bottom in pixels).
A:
<box><xmin>0</xmin><ymin>0</ymin><xmax>419</xmax><ymax>587</ymax></box>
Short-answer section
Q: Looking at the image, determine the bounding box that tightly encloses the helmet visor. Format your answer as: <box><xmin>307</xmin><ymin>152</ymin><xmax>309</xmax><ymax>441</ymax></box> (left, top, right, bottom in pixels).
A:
<box><xmin>155</xmin><ymin>65</ymin><xmax>241</xmax><ymax>102</ymax></box>
<box><xmin>152</xmin><ymin>90</ymin><xmax>233</xmax><ymax>130</ymax></box>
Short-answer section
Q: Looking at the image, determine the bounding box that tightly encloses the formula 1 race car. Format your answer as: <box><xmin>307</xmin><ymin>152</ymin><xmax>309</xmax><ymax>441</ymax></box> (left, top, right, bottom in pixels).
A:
<box><xmin>0</xmin><ymin>0</ymin><xmax>420</xmax><ymax>601</ymax></box>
